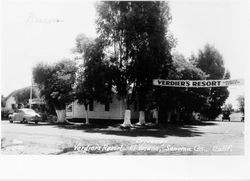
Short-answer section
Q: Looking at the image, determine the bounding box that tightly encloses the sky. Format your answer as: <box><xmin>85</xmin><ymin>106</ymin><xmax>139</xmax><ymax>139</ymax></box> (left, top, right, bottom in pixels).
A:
<box><xmin>1</xmin><ymin>0</ymin><xmax>249</xmax><ymax>108</ymax></box>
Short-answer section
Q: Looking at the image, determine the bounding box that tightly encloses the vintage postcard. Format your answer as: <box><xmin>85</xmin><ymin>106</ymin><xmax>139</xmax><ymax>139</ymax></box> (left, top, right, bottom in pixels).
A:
<box><xmin>0</xmin><ymin>0</ymin><xmax>249</xmax><ymax>180</ymax></box>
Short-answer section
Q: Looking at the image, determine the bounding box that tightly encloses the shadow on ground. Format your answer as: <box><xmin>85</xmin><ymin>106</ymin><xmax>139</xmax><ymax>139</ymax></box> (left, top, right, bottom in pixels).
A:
<box><xmin>60</xmin><ymin>121</ymin><xmax>215</xmax><ymax>138</ymax></box>
<box><xmin>82</xmin><ymin>126</ymin><xmax>203</xmax><ymax>138</ymax></box>
<box><xmin>22</xmin><ymin>120</ymin><xmax>219</xmax><ymax>138</ymax></box>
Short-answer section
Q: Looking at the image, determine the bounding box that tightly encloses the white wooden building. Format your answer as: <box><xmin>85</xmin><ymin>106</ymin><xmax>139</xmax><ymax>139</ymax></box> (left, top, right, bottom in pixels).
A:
<box><xmin>66</xmin><ymin>95</ymin><xmax>139</xmax><ymax>121</ymax></box>
<box><xmin>5</xmin><ymin>95</ymin><xmax>16</xmax><ymax>109</ymax></box>
<box><xmin>4</xmin><ymin>86</ymin><xmax>41</xmax><ymax>110</ymax></box>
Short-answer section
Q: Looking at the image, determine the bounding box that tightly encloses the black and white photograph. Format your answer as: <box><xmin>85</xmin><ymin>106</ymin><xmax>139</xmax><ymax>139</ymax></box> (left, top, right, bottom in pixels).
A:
<box><xmin>0</xmin><ymin>0</ymin><xmax>250</xmax><ymax>179</ymax></box>
<box><xmin>0</xmin><ymin>0</ymin><xmax>247</xmax><ymax>156</ymax></box>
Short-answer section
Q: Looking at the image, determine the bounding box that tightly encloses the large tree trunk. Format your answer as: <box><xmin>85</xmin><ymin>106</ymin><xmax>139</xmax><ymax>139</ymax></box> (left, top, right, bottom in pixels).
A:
<box><xmin>122</xmin><ymin>109</ymin><xmax>131</xmax><ymax>127</ymax></box>
<box><xmin>85</xmin><ymin>105</ymin><xmax>89</xmax><ymax>124</ymax></box>
<box><xmin>136</xmin><ymin>110</ymin><xmax>145</xmax><ymax>125</ymax></box>
<box><xmin>136</xmin><ymin>90</ymin><xmax>146</xmax><ymax>125</ymax></box>
<box><xmin>121</xmin><ymin>98</ymin><xmax>131</xmax><ymax>127</ymax></box>
<box><xmin>55</xmin><ymin>109</ymin><xmax>66</xmax><ymax>123</ymax></box>
<box><xmin>153</xmin><ymin>109</ymin><xmax>159</xmax><ymax>124</ymax></box>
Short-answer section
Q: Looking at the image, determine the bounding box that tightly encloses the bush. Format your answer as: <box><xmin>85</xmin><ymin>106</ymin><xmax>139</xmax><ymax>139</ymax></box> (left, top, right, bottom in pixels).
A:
<box><xmin>47</xmin><ymin>115</ymin><xmax>57</xmax><ymax>123</ymax></box>
<box><xmin>1</xmin><ymin>108</ymin><xmax>12</xmax><ymax>120</ymax></box>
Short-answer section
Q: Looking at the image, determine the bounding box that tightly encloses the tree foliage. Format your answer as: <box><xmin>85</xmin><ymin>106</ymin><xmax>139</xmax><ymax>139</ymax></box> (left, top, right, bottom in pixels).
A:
<box><xmin>1</xmin><ymin>95</ymin><xmax>6</xmax><ymax>107</ymax></box>
<box><xmin>172</xmin><ymin>53</ymin><xmax>209</xmax><ymax>113</ymax></box>
<box><xmin>95</xmin><ymin>1</ymin><xmax>174</xmax><ymax>109</ymax></box>
<box><xmin>33</xmin><ymin>59</ymin><xmax>77</xmax><ymax>110</ymax></box>
<box><xmin>72</xmin><ymin>34</ymin><xmax>94</xmax><ymax>55</ymax></box>
<box><xmin>13</xmin><ymin>87</ymin><xmax>38</xmax><ymax>105</ymax></box>
<box><xmin>237</xmin><ymin>95</ymin><xmax>244</xmax><ymax>114</ymax></box>
<box><xmin>74</xmin><ymin>2</ymin><xmax>174</xmax><ymax>112</ymax></box>
<box><xmin>74</xmin><ymin>38</ymin><xmax>115</xmax><ymax>107</ymax></box>
<box><xmin>74</xmin><ymin>3</ymin><xmax>231</xmax><ymax>122</ymax></box>
<box><xmin>194</xmin><ymin>44</ymin><xmax>230</xmax><ymax>119</ymax></box>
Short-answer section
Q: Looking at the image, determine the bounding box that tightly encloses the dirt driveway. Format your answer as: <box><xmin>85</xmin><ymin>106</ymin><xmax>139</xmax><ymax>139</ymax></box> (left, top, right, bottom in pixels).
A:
<box><xmin>1</xmin><ymin>119</ymin><xmax>244</xmax><ymax>155</ymax></box>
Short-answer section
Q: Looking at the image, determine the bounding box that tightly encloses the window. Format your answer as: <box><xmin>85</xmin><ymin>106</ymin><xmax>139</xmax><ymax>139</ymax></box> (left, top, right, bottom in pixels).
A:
<box><xmin>11</xmin><ymin>104</ymin><xmax>16</xmax><ymax>109</ymax></box>
<box><xmin>105</xmin><ymin>102</ymin><xmax>110</xmax><ymax>111</ymax></box>
<box><xmin>85</xmin><ymin>101</ymin><xmax>94</xmax><ymax>111</ymax></box>
<box><xmin>84</xmin><ymin>103</ymin><xmax>88</xmax><ymax>111</ymax></box>
<box><xmin>23</xmin><ymin>109</ymin><xmax>36</xmax><ymax>114</ymax></box>
<box><xmin>66</xmin><ymin>104</ymin><xmax>73</xmax><ymax>112</ymax></box>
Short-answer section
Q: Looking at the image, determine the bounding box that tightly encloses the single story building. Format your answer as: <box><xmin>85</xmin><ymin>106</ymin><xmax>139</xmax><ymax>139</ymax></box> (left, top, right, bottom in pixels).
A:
<box><xmin>66</xmin><ymin>95</ymin><xmax>202</xmax><ymax>123</ymax></box>
<box><xmin>4</xmin><ymin>86</ymin><xmax>41</xmax><ymax>110</ymax></box>
<box><xmin>66</xmin><ymin>95</ymin><xmax>139</xmax><ymax>121</ymax></box>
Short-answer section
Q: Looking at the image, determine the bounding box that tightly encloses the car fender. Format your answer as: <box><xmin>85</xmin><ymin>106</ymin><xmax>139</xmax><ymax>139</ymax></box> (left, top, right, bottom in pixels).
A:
<box><xmin>19</xmin><ymin>114</ymin><xmax>25</xmax><ymax>121</ymax></box>
<box><xmin>24</xmin><ymin>115</ymin><xmax>31</xmax><ymax>121</ymax></box>
<box><xmin>8</xmin><ymin>114</ymin><xmax>13</xmax><ymax>120</ymax></box>
<box><xmin>13</xmin><ymin>113</ymin><xmax>18</xmax><ymax>121</ymax></box>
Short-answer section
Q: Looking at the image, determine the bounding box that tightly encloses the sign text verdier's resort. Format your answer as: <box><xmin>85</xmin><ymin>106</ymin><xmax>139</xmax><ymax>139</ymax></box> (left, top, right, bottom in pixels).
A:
<box><xmin>153</xmin><ymin>79</ymin><xmax>244</xmax><ymax>87</ymax></box>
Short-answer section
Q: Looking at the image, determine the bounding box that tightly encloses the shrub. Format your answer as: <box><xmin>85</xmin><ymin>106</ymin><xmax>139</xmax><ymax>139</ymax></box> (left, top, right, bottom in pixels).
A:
<box><xmin>1</xmin><ymin>108</ymin><xmax>12</xmax><ymax>120</ymax></box>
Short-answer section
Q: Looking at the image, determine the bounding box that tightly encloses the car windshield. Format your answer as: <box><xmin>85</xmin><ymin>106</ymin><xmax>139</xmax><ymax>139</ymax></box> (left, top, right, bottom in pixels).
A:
<box><xmin>22</xmin><ymin>109</ymin><xmax>36</xmax><ymax>114</ymax></box>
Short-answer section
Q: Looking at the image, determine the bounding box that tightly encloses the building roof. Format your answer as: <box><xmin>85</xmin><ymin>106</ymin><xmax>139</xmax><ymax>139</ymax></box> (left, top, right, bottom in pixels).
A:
<box><xmin>5</xmin><ymin>86</ymin><xmax>39</xmax><ymax>102</ymax></box>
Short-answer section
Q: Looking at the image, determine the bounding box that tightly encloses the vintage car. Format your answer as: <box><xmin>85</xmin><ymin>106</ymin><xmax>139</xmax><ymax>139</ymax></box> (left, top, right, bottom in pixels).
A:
<box><xmin>9</xmin><ymin>108</ymin><xmax>41</xmax><ymax>124</ymax></box>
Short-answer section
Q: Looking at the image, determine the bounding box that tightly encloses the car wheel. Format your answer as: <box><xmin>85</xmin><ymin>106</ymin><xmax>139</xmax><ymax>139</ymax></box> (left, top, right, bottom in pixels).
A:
<box><xmin>9</xmin><ymin>120</ymin><xmax>13</xmax><ymax>123</ymax></box>
<box><xmin>35</xmin><ymin>121</ymin><xmax>38</xmax><ymax>124</ymax></box>
<box><xmin>22</xmin><ymin>118</ymin><xmax>27</xmax><ymax>124</ymax></box>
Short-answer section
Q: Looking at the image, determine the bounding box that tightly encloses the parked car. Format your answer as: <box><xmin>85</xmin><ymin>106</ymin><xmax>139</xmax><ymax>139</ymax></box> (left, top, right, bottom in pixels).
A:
<box><xmin>8</xmin><ymin>108</ymin><xmax>41</xmax><ymax>124</ymax></box>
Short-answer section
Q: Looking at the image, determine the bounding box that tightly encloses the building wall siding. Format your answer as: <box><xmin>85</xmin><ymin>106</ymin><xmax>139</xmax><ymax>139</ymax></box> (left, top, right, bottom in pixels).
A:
<box><xmin>5</xmin><ymin>96</ymin><xmax>16</xmax><ymax>109</ymax></box>
<box><xmin>68</xmin><ymin>96</ymin><xmax>139</xmax><ymax>120</ymax></box>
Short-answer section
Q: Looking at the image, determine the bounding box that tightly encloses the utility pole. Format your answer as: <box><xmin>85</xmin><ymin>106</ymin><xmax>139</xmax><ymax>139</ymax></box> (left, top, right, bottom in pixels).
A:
<box><xmin>30</xmin><ymin>79</ymin><xmax>32</xmax><ymax>109</ymax></box>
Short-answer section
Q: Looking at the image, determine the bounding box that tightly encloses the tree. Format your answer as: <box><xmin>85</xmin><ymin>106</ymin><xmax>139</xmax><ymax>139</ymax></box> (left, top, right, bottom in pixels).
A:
<box><xmin>222</xmin><ymin>103</ymin><xmax>234</xmax><ymax>118</ymax></box>
<box><xmin>74</xmin><ymin>38</ymin><xmax>114</xmax><ymax>124</ymax></box>
<box><xmin>1</xmin><ymin>95</ymin><xmax>6</xmax><ymax>107</ymax></box>
<box><xmin>93</xmin><ymin>1</ymin><xmax>174</xmax><ymax>125</ymax></box>
<box><xmin>32</xmin><ymin>59</ymin><xmax>77</xmax><ymax>122</ymax></box>
<box><xmin>175</xmin><ymin>54</ymin><xmax>209</xmax><ymax>109</ymax></box>
<box><xmin>223</xmin><ymin>103</ymin><xmax>233</xmax><ymax>112</ymax></box>
<box><xmin>155</xmin><ymin>53</ymin><xmax>209</xmax><ymax>122</ymax></box>
<box><xmin>194</xmin><ymin>44</ymin><xmax>230</xmax><ymax>119</ymax></box>
<box><xmin>72</xmin><ymin>34</ymin><xmax>94</xmax><ymax>55</ymax></box>
<box><xmin>13</xmin><ymin>87</ymin><xmax>38</xmax><ymax>106</ymax></box>
<box><xmin>237</xmin><ymin>95</ymin><xmax>244</xmax><ymax>114</ymax></box>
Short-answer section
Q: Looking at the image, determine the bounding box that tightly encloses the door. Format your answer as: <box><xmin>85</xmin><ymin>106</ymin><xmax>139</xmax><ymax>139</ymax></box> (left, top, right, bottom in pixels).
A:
<box><xmin>15</xmin><ymin>110</ymin><xmax>23</xmax><ymax>121</ymax></box>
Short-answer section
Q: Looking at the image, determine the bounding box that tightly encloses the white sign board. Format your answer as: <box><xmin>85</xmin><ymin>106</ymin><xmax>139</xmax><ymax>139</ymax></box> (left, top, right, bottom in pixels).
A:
<box><xmin>153</xmin><ymin>79</ymin><xmax>244</xmax><ymax>87</ymax></box>
<box><xmin>29</xmin><ymin>98</ymin><xmax>45</xmax><ymax>104</ymax></box>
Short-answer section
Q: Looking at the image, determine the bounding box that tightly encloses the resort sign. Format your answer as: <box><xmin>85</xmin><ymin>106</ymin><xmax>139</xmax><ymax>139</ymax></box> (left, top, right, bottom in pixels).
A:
<box><xmin>153</xmin><ymin>79</ymin><xmax>244</xmax><ymax>88</ymax></box>
<box><xmin>29</xmin><ymin>98</ymin><xmax>45</xmax><ymax>104</ymax></box>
